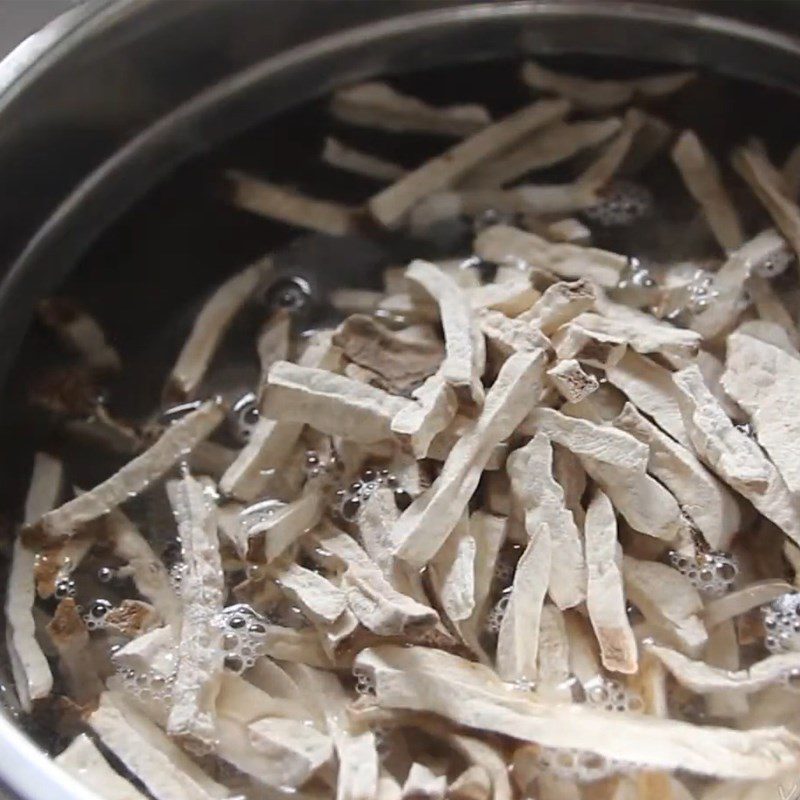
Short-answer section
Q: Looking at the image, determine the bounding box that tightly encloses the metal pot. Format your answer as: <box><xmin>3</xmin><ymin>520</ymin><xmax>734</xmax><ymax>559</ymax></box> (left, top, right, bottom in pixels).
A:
<box><xmin>0</xmin><ymin>2</ymin><xmax>798</xmax><ymax>798</ymax></box>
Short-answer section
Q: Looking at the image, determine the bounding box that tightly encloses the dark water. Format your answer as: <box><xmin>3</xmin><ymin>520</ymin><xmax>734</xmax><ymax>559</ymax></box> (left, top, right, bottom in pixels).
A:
<box><xmin>0</xmin><ymin>52</ymin><xmax>798</xmax><ymax>769</ymax></box>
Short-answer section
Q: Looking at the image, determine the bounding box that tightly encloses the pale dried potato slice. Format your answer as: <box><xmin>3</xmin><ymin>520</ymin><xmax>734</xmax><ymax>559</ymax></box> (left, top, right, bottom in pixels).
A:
<box><xmin>38</xmin><ymin>298</ymin><xmax>121</xmax><ymax>373</ymax></box>
<box><xmin>570</xmin><ymin>312</ymin><xmax>701</xmax><ymax>367</ymax></box>
<box><xmin>286</xmin><ymin>663</ymin><xmax>379</xmax><ymax>800</ymax></box>
<box><xmin>393</xmin><ymin>349</ymin><xmax>546</xmax><ymax>568</ymax></box>
<box><xmin>577</xmin><ymin>109</ymin><xmax>644</xmax><ymax>192</ymax></box>
<box><xmin>166</xmin><ymin>259</ymin><xmax>270</xmax><ymax>401</ymax></box>
<box><xmin>479</xmin><ymin>308</ymin><xmax>551</xmax><ymax>364</ymax></box>
<box><xmin>536</xmin><ymin>604</ymin><xmax>572</xmax><ymax>702</ymax></box>
<box><xmin>455</xmin><ymin>511</ymin><xmax>507</xmax><ymax>661</ymax></box>
<box><xmin>696</xmin><ymin>350</ymin><xmax>745</xmax><ymax>422</ymax></box>
<box><xmin>703</xmin><ymin>579</ymin><xmax>794</xmax><ymax>629</ymax></box>
<box><xmin>334</xmin><ymin>314</ymin><xmax>445</xmax><ymax>394</ymax></box>
<box><xmin>507</xmin><ymin>434</ymin><xmax>585</xmax><ymax>609</ymax></box>
<box><xmin>226</xmin><ymin>171</ymin><xmax>359</xmax><ymax>235</ymax></box>
<box><xmin>623</xmin><ymin>556</ymin><xmax>707</xmax><ymax>655</ymax></box>
<box><xmin>647</xmin><ymin>643</ymin><xmax>800</xmax><ymax>695</ymax></box>
<box><xmin>269</xmin><ymin>560</ymin><xmax>347</xmax><ymax>624</ymax></box>
<box><xmin>323</xmin><ymin>137</ymin><xmax>406</xmax><ymax>181</ymax></box>
<box><xmin>262</xmin><ymin>361</ymin><xmax>412</xmax><ymax>443</ymax></box>
<box><xmin>674</xmin><ymin>365</ymin><xmax>800</xmax><ymax>546</ymax></box>
<box><xmin>742</xmin><ymin>287</ymin><xmax>800</xmax><ymax>352</ymax></box>
<box><xmin>736</xmin><ymin>319</ymin><xmax>798</xmax><ymax>356</ymax></box>
<box><xmin>475</xmin><ymin>225</ymin><xmax>626</xmax><ymax>288</ymax></box>
<box><xmin>518</xmin><ymin>278</ymin><xmax>597</xmax><ymax>332</ymax></box>
<box><xmin>428</xmin><ymin>512</ymin><xmax>476</xmax><ymax>624</ymax></box>
<box><xmin>605</xmin><ymin>350</ymin><xmax>689</xmax><ymax>447</ymax></box>
<box><xmin>405</xmin><ymin>259</ymin><xmax>485</xmax><ymax>405</ymax></box>
<box><xmin>426</xmin><ymin>415</ymin><xmax>508</xmax><ymax>471</ymax></box>
<box><xmin>692</xmin><ymin>228</ymin><xmax>790</xmax><ymax>340</ymax></box>
<box><xmin>613</xmin><ymin>404</ymin><xmax>741</xmax><ymax>550</ymax></box>
<box><xmin>552</xmin><ymin>445</ymin><xmax>587</xmax><ymax>530</ymax></box>
<box><xmin>550</xmin><ymin>322</ymin><xmax>627</xmax><ymax>369</ymax></box>
<box><xmin>401</xmin><ymin>763</ymin><xmax>447</xmax><ymax>799</ymax></box>
<box><xmin>521</xmin><ymin>61</ymin><xmax>695</xmax><ymax>110</ymax></box>
<box><xmin>105</xmin><ymin>509</ymin><xmax>181</xmax><ymax>626</ymax></box>
<box><xmin>521</xmin><ymin>407</ymin><xmax>648</xmax><ymax>471</ymax></box>
<box><xmin>256</xmin><ymin>308</ymin><xmax>291</xmax><ymax>401</ymax></box>
<box><xmin>246</xmin><ymin>486</ymin><xmax>325</xmax><ymax>563</ymax></box>
<box><xmin>355</xmin><ymin>645</ymin><xmax>800</xmax><ymax>780</ymax></box>
<box><xmin>462</xmin><ymin>117</ymin><xmax>620</xmax><ymax>189</ymax></box>
<box><xmin>368</xmin><ymin>99</ymin><xmax>569</xmax><ymax>227</ymax></box>
<box><xmin>260</xmin><ymin>626</ymin><xmax>332</xmax><ymax>668</ymax></box>
<box><xmin>391</xmin><ymin>372</ymin><xmax>457</xmax><ymax>458</ymax></box>
<box><xmin>356</xmin><ymin>488</ymin><xmax>428</xmax><ymax>606</ymax></box>
<box><xmin>377</xmin><ymin>774</ymin><xmax>403</xmax><ymax>800</ymax></box>
<box><xmin>46</xmin><ymin>598</ymin><xmax>104</xmax><ymax>706</ymax></box>
<box><xmin>311</xmin><ymin>523</ymin><xmax>438</xmax><ymax>635</ymax></box>
<box><xmin>702</xmin><ymin>776</ymin><xmax>800</xmax><ymax>800</ymax></box>
<box><xmin>6</xmin><ymin>452</ymin><xmax>60</xmax><ymax>710</ymax></box>
<box><xmin>723</xmin><ymin>332</ymin><xmax>800</xmax><ymax>495</ymax></box>
<box><xmin>585</xmin><ymin>489</ymin><xmax>638</xmax><ymax>674</ymax></box>
<box><xmin>732</xmin><ymin>145</ymin><xmax>800</xmax><ymax>262</ymax></box>
<box><xmin>671</xmin><ymin>130</ymin><xmax>744</xmax><ymax>252</ymax></box>
<box><xmin>219</xmin><ymin>417</ymin><xmax>303</xmax><ymax>502</ymax></box>
<box><xmin>705</xmin><ymin>621</ymin><xmax>750</xmax><ymax>719</ymax></box>
<box><xmin>330</xmin><ymin>288</ymin><xmax>384</xmax><ymax>315</ymax></box>
<box><xmin>545</xmin><ymin>217</ymin><xmax>592</xmax><ymax>244</ymax></box>
<box><xmin>547</xmin><ymin>358</ymin><xmax>599</xmax><ymax>403</ymax></box>
<box><xmin>89</xmin><ymin>692</ymin><xmax>231</xmax><ymax>800</ymax></box>
<box><xmin>496</xmin><ymin>523</ymin><xmax>552</xmax><ymax>683</ymax></box>
<box><xmin>468</xmin><ymin>278</ymin><xmax>540</xmax><ymax>316</ymax></box>
<box><xmin>247</xmin><ymin>717</ymin><xmax>333</xmax><ymax>785</ymax></box>
<box><xmin>56</xmin><ymin>733</ymin><xmax>149</xmax><ymax>800</ymax></box>
<box><xmin>448</xmin><ymin>765</ymin><xmax>491</xmax><ymax>800</ymax></box>
<box><xmin>564</xmin><ymin>612</ymin><xmax>603</xmax><ymax>687</ymax></box>
<box><xmin>330</xmin><ymin>81</ymin><xmax>491</xmax><ymax>137</ymax></box>
<box><xmin>26</xmin><ymin>400</ymin><xmax>224</xmax><ymax>541</ymax></box>
<box><xmin>165</xmin><ymin>475</ymin><xmax>224</xmax><ymax>748</ymax></box>
<box><xmin>222</xmin><ymin>330</ymin><xmax>339</xmax><ymax>501</ymax></box>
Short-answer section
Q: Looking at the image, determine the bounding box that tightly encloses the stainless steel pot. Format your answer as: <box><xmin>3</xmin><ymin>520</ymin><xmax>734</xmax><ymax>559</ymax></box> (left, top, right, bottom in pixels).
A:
<box><xmin>0</xmin><ymin>2</ymin><xmax>798</xmax><ymax>798</ymax></box>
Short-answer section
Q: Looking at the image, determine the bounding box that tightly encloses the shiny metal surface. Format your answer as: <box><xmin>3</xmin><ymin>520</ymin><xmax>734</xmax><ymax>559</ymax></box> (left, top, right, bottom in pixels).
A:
<box><xmin>0</xmin><ymin>2</ymin><xmax>798</xmax><ymax>799</ymax></box>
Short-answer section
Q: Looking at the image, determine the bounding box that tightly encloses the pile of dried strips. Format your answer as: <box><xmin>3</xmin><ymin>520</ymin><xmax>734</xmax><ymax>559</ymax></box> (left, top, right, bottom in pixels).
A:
<box><xmin>9</xmin><ymin>59</ymin><xmax>800</xmax><ymax>800</ymax></box>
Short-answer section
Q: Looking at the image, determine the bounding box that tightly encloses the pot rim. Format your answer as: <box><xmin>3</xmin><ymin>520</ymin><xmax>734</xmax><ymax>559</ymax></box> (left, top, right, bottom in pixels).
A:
<box><xmin>0</xmin><ymin>3</ymin><xmax>798</xmax><ymax>799</ymax></box>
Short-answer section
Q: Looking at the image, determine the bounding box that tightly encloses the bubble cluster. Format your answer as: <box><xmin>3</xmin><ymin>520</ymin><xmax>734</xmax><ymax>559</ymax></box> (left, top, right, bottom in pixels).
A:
<box><xmin>584</xmin><ymin>677</ymin><xmax>644</xmax><ymax>713</ymax></box>
<box><xmin>217</xmin><ymin>604</ymin><xmax>270</xmax><ymax>674</ymax></box>
<box><xmin>54</xmin><ymin>575</ymin><xmax>77</xmax><ymax>600</ymax></box>
<box><xmin>264</xmin><ymin>276</ymin><xmax>312</xmax><ymax>313</ymax></box>
<box><xmin>83</xmin><ymin>599</ymin><xmax>113</xmax><ymax>631</ymax></box>
<box><xmin>583</xmin><ymin>180</ymin><xmax>653</xmax><ymax>227</ymax></box>
<box><xmin>668</xmin><ymin>549</ymin><xmax>738</xmax><ymax>597</ymax></box>
<box><xmin>352</xmin><ymin>665</ymin><xmax>376</xmax><ymax>697</ymax></box>
<box><xmin>230</xmin><ymin>392</ymin><xmax>259</xmax><ymax>444</ymax></box>
<box><xmin>685</xmin><ymin>270</ymin><xmax>719</xmax><ymax>315</ymax></box>
<box><xmin>118</xmin><ymin>665</ymin><xmax>176</xmax><ymax>704</ymax></box>
<box><xmin>536</xmin><ymin>747</ymin><xmax>629</xmax><ymax>783</ymax></box>
<box><xmin>303</xmin><ymin>448</ymin><xmax>340</xmax><ymax>484</ymax></box>
<box><xmin>335</xmin><ymin>466</ymin><xmax>413</xmax><ymax>521</ymax></box>
<box><xmin>97</xmin><ymin>566</ymin><xmax>116</xmax><ymax>584</ymax></box>
<box><xmin>617</xmin><ymin>259</ymin><xmax>657</xmax><ymax>292</ymax></box>
<box><xmin>485</xmin><ymin>592</ymin><xmax>510</xmax><ymax>635</ymax></box>
<box><xmin>762</xmin><ymin>592</ymin><xmax>800</xmax><ymax>654</ymax></box>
